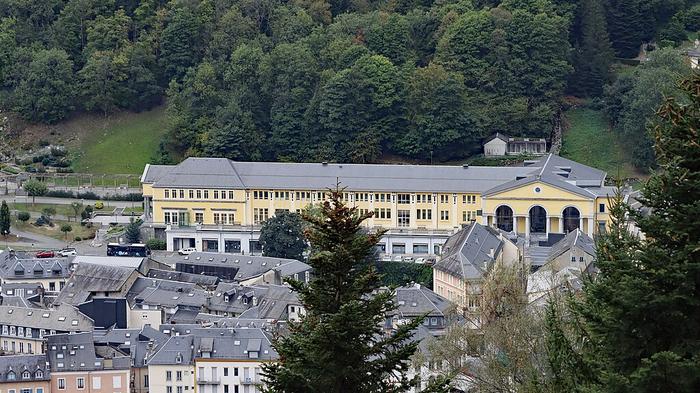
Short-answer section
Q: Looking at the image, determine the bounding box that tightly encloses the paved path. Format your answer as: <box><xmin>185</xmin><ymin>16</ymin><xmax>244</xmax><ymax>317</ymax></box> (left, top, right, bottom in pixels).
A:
<box><xmin>5</xmin><ymin>227</ymin><xmax>67</xmax><ymax>250</ymax></box>
<box><xmin>1</xmin><ymin>195</ymin><xmax>136</xmax><ymax>208</ymax></box>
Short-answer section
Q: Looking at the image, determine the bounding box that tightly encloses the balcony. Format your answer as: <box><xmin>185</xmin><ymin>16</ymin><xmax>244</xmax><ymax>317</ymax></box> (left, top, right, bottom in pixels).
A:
<box><xmin>196</xmin><ymin>376</ymin><xmax>220</xmax><ymax>385</ymax></box>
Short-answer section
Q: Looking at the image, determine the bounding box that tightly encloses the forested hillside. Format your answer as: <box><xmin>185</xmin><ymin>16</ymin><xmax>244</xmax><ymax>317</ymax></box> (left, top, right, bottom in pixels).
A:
<box><xmin>0</xmin><ymin>0</ymin><xmax>697</xmax><ymax>165</ymax></box>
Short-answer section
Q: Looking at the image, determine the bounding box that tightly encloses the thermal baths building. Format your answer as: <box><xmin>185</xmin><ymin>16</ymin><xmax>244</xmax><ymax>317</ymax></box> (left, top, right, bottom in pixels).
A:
<box><xmin>141</xmin><ymin>154</ymin><xmax>615</xmax><ymax>256</ymax></box>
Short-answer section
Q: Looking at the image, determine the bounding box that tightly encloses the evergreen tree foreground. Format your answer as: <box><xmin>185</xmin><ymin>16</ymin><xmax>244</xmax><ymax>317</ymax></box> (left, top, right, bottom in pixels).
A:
<box><xmin>262</xmin><ymin>189</ymin><xmax>426</xmax><ymax>393</ymax></box>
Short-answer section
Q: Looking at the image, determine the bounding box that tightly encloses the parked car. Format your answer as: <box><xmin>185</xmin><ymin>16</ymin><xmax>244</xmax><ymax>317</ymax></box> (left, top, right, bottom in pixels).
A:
<box><xmin>392</xmin><ymin>255</ymin><xmax>403</xmax><ymax>262</ymax></box>
<box><xmin>426</xmin><ymin>257</ymin><xmax>437</xmax><ymax>265</ymax></box>
<box><xmin>35</xmin><ymin>250</ymin><xmax>55</xmax><ymax>258</ymax></box>
<box><xmin>58</xmin><ymin>248</ymin><xmax>77</xmax><ymax>256</ymax></box>
<box><xmin>94</xmin><ymin>201</ymin><xmax>104</xmax><ymax>209</ymax></box>
<box><xmin>178</xmin><ymin>247</ymin><xmax>197</xmax><ymax>255</ymax></box>
<box><xmin>415</xmin><ymin>257</ymin><xmax>426</xmax><ymax>264</ymax></box>
<box><xmin>402</xmin><ymin>256</ymin><xmax>414</xmax><ymax>263</ymax></box>
<box><xmin>381</xmin><ymin>255</ymin><xmax>392</xmax><ymax>262</ymax></box>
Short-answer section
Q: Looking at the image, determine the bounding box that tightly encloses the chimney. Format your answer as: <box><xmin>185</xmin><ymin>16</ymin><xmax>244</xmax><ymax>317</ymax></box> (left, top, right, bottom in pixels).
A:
<box><xmin>488</xmin><ymin>248</ymin><xmax>495</xmax><ymax>258</ymax></box>
<box><xmin>252</xmin><ymin>296</ymin><xmax>258</xmax><ymax>306</ymax></box>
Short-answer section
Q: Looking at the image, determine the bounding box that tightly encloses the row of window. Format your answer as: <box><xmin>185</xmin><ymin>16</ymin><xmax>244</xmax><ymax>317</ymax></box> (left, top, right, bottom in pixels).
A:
<box><xmin>2</xmin><ymin>369</ymin><xmax>43</xmax><ymax>381</ymax></box>
<box><xmin>57</xmin><ymin>376</ymin><xmax>121</xmax><ymax>390</ymax></box>
<box><xmin>164</xmin><ymin>188</ymin><xmax>482</xmax><ymax>205</ymax></box>
<box><xmin>1</xmin><ymin>325</ymin><xmax>33</xmax><ymax>338</ymax></box>
<box><xmin>2</xmin><ymin>340</ymin><xmax>34</xmax><ymax>354</ymax></box>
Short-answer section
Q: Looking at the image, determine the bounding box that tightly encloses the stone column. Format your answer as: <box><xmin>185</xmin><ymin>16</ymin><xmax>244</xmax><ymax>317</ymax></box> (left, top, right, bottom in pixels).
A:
<box><xmin>579</xmin><ymin>217</ymin><xmax>584</xmax><ymax>233</ymax></box>
<box><xmin>587</xmin><ymin>217</ymin><xmax>594</xmax><ymax>237</ymax></box>
<box><xmin>546</xmin><ymin>215</ymin><xmax>551</xmax><ymax>234</ymax></box>
<box><xmin>558</xmin><ymin>215</ymin><xmax>564</xmax><ymax>233</ymax></box>
<box><xmin>525</xmin><ymin>216</ymin><xmax>530</xmax><ymax>238</ymax></box>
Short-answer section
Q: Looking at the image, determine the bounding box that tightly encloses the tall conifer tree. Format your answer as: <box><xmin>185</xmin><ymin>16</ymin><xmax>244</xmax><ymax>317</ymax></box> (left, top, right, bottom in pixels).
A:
<box><xmin>262</xmin><ymin>189</ymin><xmax>423</xmax><ymax>392</ymax></box>
<box><xmin>574</xmin><ymin>74</ymin><xmax>700</xmax><ymax>391</ymax></box>
<box><xmin>607</xmin><ymin>0</ymin><xmax>643</xmax><ymax>58</ymax></box>
<box><xmin>569</xmin><ymin>0</ymin><xmax>614</xmax><ymax>96</ymax></box>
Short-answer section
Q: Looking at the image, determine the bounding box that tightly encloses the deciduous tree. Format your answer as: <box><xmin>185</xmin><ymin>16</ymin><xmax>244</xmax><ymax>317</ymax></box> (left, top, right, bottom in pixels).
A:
<box><xmin>258</xmin><ymin>211</ymin><xmax>306</xmax><ymax>261</ymax></box>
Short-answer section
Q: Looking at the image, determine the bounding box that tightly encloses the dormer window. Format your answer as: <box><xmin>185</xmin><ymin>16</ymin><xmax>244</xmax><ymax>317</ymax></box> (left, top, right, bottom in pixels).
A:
<box><xmin>224</xmin><ymin>295</ymin><xmax>229</xmax><ymax>302</ymax></box>
<box><xmin>7</xmin><ymin>370</ymin><xmax>15</xmax><ymax>380</ymax></box>
<box><xmin>35</xmin><ymin>370</ymin><xmax>43</xmax><ymax>378</ymax></box>
<box><xmin>175</xmin><ymin>353</ymin><xmax>182</xmax><ymax>364</ymax></box>
<box><xmin>22</xmin><ymin>370</ymin><xmax>30</xmax><ymax>379</ymax></box>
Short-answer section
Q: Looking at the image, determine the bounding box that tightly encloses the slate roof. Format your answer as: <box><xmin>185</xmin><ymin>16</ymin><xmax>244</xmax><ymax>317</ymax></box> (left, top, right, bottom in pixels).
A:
<box><xmin>147</xmin><ymin>268</ymin><xmax>219</xmax><ymax>287</ymax></box>
<box><xmin>55</xmin><ymin>263</ymin><xmax>139</xmax><ymax>306</ymax></box>
<box><xmin>142</xmin><ymin>157</ymin><xmax>537</xmax><ymax>193</ymax></box>
<box><xmin>0</xmin><ymin>303</ymin><xmax>93</xmax><ymax>331</ymax></box>
<box><xmin>484</xmin><ymin>133</ymin><xmax>509</xmax><ymax>143</ymax></box>
<box><xmin>0</xmin><ymin>251</ymin><xmax>71</xmax><ymax>280</ymax></box>
<box><xmin>208</xmin><ymin>283</ymin><xmax>300</xmax><ymax>319</ymax></box>
<box><xmin>47</xmin><ymin>332</ymin><xmax>130</xmax><ymax>372</ymax></box>
<box><xmin>394</xmin><ymin>284</ymin><xmax>452</xmax><ymax>319</ymax></box>
<box><xmin>150</xmin><ymin>328</ymin><xmax>278</xmax><ymax>364</ymax></box>
<box><xmin>433</xmin><ymin>223</ymin><xmax>508</xmax><ymax>280</ymax></box>
<box><xmin>482</xmin><ymin>154</ymin><xmax>606</xmax><ymax>199</ymax></box>
<box><xmin>154</xmin><ymin>252</ymin><xmax>311</xmax><ymax>282</ymax></box>
<box><xmin>93</xmin><ymin>326</ymin><xmax>169</xmax><ymax>368</ymax></box>
<box><xmin>71</xmin><ymin>256</ymin><xmax>146</xmax><ymax>270</ymax></box>
<box><xmin>0</xmin><ymin>355</ymin><xmax>50</xmax><ymax>382</ymax></box>
<box><xmin>546</xmin><ymin>229</ymin><xmax>596</xmax><ymax>263</ymax></box>
<box><xmin>127</xmin><ymin>277</ymin><xmax>207</xmax><ymax>308</ymax></box>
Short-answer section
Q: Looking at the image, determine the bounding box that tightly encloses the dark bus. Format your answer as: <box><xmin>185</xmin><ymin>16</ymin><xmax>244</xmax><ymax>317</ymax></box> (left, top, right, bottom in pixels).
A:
<box><xmin>107</xmin><ymin>243</ymin><xmax>151</xmax><ymax>257</ymax></box>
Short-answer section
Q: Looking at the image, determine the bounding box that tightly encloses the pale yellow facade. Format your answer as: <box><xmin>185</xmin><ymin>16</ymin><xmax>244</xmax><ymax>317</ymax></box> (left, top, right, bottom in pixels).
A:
<box><xmin>147</xmin><ymin>365</ymin><xmax>195</xmax><ymax>393</ymax></box>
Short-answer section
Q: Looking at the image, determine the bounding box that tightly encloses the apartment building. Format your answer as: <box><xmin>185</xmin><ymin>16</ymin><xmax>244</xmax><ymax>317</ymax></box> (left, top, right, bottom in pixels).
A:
<box><xmin>0</xmin><ymin>304</ymin><xmax>93</xmax><ymax>355</ymax></box>
<box><xmin>0</xmin><ymin>355</ymin><xmax>51</xmax><ymax>393</ymax></box>
<box><xmin>0</xmin><ymin>251</ymin><xmax>71</xmax><ymax>294</ymax></box>
<box><xmin>46</xmin><ymin>333</ymin><xmax>131</xmax><ymax>393</ymax></box>
<box><xmin>141</xmin><ymin>154</ymin><xmax>616</xmax><ymax>256</ymax></box>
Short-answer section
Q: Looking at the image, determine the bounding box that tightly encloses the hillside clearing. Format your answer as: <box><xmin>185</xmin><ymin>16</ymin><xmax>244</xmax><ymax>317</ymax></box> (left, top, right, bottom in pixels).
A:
<box><xmin>561</xmin><ymin>108</ymin><xmax>640</xmax><ymax>179</ymax></box>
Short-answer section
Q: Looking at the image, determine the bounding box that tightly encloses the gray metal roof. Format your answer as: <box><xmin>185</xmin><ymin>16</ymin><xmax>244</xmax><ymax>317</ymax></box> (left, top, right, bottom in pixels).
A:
<box><xmin>0</xmin><ymin>303</ymin><xmax>93</xmax><ymax>331</ymax></box>
<box><xmin>433</xmin><ymin>223</ymin><xmax>507</xmax><ymax>280</ymax></box>
<box><xmin>143</xmin><ymin>157</ymin><xmax>537</xmax><ymax>193</ymax></box>
<box><xmin>147</xmin><ymin>269</ymin><xmax>219</xmax><ymax>287</ymax></box>
<box><xmin>55</xmin><ymin>263</ymin><xmax>139</xmax><ymax>306</ymax></box>
<box><xmin>127</xmin><ymin>277</ymin><xmax>206</xmax><ymax>308</ymax></box>
<box><xmin>0</xmin><ymin>355</ymin><xmax>50</xmax><ymax>382</ymax></box>
<box><xmin>482</xmin><ymin>154</ymin><xmax>606</xmax><ymax>199</ymax></box>
<box><xmin>208</xmin><ymin>283</ymin><xmax>300</xmax><ymax>320</ymax></box>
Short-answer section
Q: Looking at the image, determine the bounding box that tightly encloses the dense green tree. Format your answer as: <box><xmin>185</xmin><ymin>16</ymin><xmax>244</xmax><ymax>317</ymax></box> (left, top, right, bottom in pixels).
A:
<box><xmin>121</xmin><ymin>42</ymin><xmax>163</xmax><ymax>111</ymax></box>
<box><xmin>16</xmin><ymin>211</ymin><xmax>30</xmax><ymax>223</ymax></box>
<box><xmin>53</xmin><ymin>0</ymin><xmax>115</xmax><ymax>63</ymax></box>
<box><xmin>23</xmin><ymin>180</ymin><xmax>47</xmax><ymax>205</ymax></box>
<box><xmin>685</xmin><ymin>4</ymin><xmax>700</xmax><ymax>31</ymax></box>
<box><xmin>60</xmin><ymin>223</ymin><xmax>73</xmax><ymax>240</ymax></box>
<box><xmin>125</xmin><ymin>218</ymin><xmax>141</xmax><ymax>243</ymax></box>
<box><xmin>262</xmin><ymin>190</ymin><xmax>423</xmax><ymax>392</ymax></box>
<box><xmin>568</xmin><ymin>0</ymin><xmax>614</xmax><ymax>97</ymax></box>
<box><xmin>603</xmin><ymin>48</ymin><xmax>690</xmax><ymax>169</ymax></box>
<box><xmin>572</xmin><ymin>74</ymin><xmax>700</xmax><ymax>392</ymax></box>
<box><xmin>204</xmin><ymin>103</ymin><xmax>264</xmax><ymax>161</ymax></box>
<box><xmin>396</xmin><ymin>63</ymin><xmax>473</xmax><ymax>159</ymax></box>
<box><xmin>317</xmin><ymin>54</ymin><xmax>404</xmax><ymax>162</ymax></box>
<box><xmin>606</xmin><ymin>0</ymin><xmax>643</xmax><ymax>58</ymax></box>
<box><xmin>0</xmin><ymin>17</ymin><xmax>16</xmax><ymax>84</ymax></box>
<box><xmin>0</xmin><ymin>200</ymin><xmax>10</xmax><ymax>237</ymax></box>
<box><xmin>13</xmin><ymin>49</ymin><xmax>75</xmax><ymax>123</ymax></box>
<box><xmin>159</xmin><ymin>5</ymin><xmax>202</xmax><ymax>82</ymax></box>
<box><xmin>657</xmin><ymin>16</ymin><xmax>687</xmax><ymax>47</ymax></box>
<box><xmin>206</xmin><ymin>6</ymin><xmax>259</xmax><ymax>61</ymax></box>
<box><xmin>258</xmin><ymin>211</ymin><xmax>307</xmax><ymax>260</ymax></box>
<box><xmin>365</xmin><ymin>13</ymin><xmax>412</xmax><ymax>65</ymax></box>
<box><xmin>84</xmin><ymin>9</ymin><xmax>131</xmax><ymax>55</ymax></box>
<box><xmin>79</xmin><ymin>50</ymin><xmax>128</xmax><ymax>114</ymax></box>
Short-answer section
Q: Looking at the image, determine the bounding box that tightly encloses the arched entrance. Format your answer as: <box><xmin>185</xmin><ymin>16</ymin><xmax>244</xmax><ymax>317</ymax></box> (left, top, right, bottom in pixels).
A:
<box><xmin>529</xmin><ymin>206</ymin><xmax>547</xmax><ymax>233</ymax></box>
<box><xmin>495</xmin><ymin>205</ymin><xmax>513</xmax><ymax>232</ymax></box>
<box><xmin>562</xmin><ymin>207</ymin><xmax>581</xmax><ymax>233</ymax></box>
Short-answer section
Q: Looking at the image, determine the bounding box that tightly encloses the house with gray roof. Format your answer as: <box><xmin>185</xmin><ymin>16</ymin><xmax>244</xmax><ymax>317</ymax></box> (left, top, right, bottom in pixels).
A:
<box><xmin>433</xmin><ymin>222</ymin><xmax>521</xmax><ymax>317</ymax></box>
<box><xmin>146</xmin><ymin>268</ymin><xmax>220</xmax><ymax>288</ymax></box>
<box><xmin>47</xmin><ymin>332</ymin><xmax>131</xmax><ymax>393</ymax></box>
<box><xmin>207</xmin><ymin>283</ymin><xmax>303</xmax><ymax>321</ymax></box>
<box><xmin>0</xmin><ymin>250</ymin><xmax>71</xmax><ymax>294</ymax></box>
<box><xmin>151</xmin><ymin>252</ymin><xmax>311</xmax><ymax>284</ymax></box>
<box><xmin>0</xmin><ymin>354</ymin><xmax>50</xmax><ymax>393</ymax></box>
<box><xmin>0</xmin><ymin>303</ymin><xmax>93</xmax><ymax>355</ymax></box>
<box><xmin>54</xmin><ymin>262</ymin><xmax>141</xmax><ymax>306</ymax></box>
<box><xmin>483</xmin><ymin>133</ymin><xmax>547</xmax><ymax>156</ymax></box>
<box><xmin>391</xmin><ymin>284</ymin><xmax>453</xmax><ymax>332</ymax></box>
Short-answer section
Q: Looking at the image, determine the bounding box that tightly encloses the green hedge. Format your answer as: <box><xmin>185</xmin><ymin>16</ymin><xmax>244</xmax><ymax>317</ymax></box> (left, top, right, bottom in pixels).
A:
<box><xmin>375</xmin><ymin>261</ymin><xmax>433</xmax><ymax>289</ymax></box>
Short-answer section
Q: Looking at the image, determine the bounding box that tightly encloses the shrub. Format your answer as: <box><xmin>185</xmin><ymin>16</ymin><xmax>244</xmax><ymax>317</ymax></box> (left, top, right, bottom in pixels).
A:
<box><xmin>74</xmin><ymin>236</ymin><xmax>82</xmax><ymax>241</ymax></box>
<box><xmin>77</xmin><ymin>191</ymin><xmax>99</xmax><ymax>200</ymax></box>
<box><xmin>94</xmin><ymin>201</ymin><xmax>104</xmax><ymax>209</ymax></box>
<box><xmin>46</xmin><ymin>190</ymin><xmax>75</xmax><ymax>198</ymax></box>
<box><xmin>16</xmin><ymin>211</ymin><xmax>30</xmax><ymax>222</ymax></box>
<box><xmin>50</xmin><ymin>147</ymin><xmax>66</xmax><ymax>157</ymax></box>
<box><xmin>146</xmin><ymin>238</ymin><xmax>166</xmax><ymax>250</ymax></box>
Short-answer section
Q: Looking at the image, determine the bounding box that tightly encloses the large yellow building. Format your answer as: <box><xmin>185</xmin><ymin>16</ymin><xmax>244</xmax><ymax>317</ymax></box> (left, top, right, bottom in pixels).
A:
<box><xmin>141</xmin><ymin>154</ymin><xmax>615</xmax><ymax>255</ymax></box>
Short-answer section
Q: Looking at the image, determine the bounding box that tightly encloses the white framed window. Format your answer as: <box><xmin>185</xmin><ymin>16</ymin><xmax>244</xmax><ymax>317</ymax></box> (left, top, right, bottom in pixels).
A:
<box><xmin>93</xmin><ymin>376</ymin><xmax>101</xmax><ymax>389</ymax></box>
<box><xmin>58</xmin><ymin>378</ymin><xmax>66</xmax><ymax>390</ymax></box>
<box><xmin>440</xmin><ymin>210</ymin><xmax>449</xmax><ymax>221</ymax></box>
<box><xmin>77</xmin><ymin>377</ymin><xmax>85</xmax><ymax>389</ymax></box>
<box><xmin>113</xmin><ymin>376</ymin><xmax>122</xmax><ymax>389</ymax></box>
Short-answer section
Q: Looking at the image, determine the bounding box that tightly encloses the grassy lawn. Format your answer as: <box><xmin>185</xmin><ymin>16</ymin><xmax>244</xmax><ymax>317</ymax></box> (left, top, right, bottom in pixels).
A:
<box><xmin>561</xmin><ymin>108</ymin><xmax>639</xmax><ymax>179</ymax></box>
<box><xmin>9</xmin><ymin>202</ymin><xmax>76</xmax><ymax>217</ymax></box>
<box><xmin>13</xmin><ymin>220</ymin><xmax>96</xmax><ymax>242</ymax></box>
<box><xmin>71</xmin><ymin>107</ymin><xmax>167</xmax><ymax>174</ymax></box>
